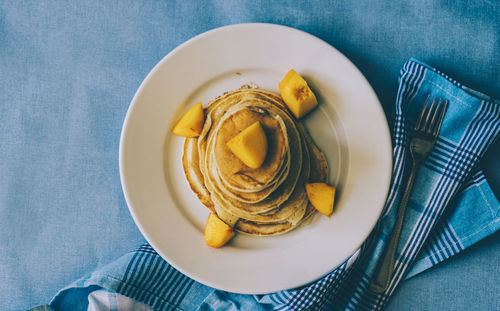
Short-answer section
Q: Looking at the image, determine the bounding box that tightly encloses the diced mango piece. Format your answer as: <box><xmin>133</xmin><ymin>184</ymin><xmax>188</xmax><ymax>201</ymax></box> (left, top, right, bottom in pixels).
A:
<box><xmin>172</xmin><ymin>102</ymin><xmax>204</xmax><ymax>137</ymax></box>
<box><xmin>226</xmin><ymin>121</ymin><xmax>268</xmax><ymax>169</ymax></box>
<box><xmin>205</xmin><ymin>213</ymin><xmax>235</xmax><ymax>248</ymax></box>
<box><xmin>305</xmin><ymin>183</ymin><xmax>336</xmax><ymax>217</ymax></box>
<box><xmin>279</xmin><ymin>69</ymin><xmax>318</xmax><ymax>119</ymax></box>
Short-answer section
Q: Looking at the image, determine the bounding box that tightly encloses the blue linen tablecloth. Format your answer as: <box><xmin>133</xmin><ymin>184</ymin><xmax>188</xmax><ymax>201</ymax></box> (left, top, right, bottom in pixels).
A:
<box><xmin>1</xmin><ymin>1</ymin><xmax>499</xmax><ymax>310</ymax></box>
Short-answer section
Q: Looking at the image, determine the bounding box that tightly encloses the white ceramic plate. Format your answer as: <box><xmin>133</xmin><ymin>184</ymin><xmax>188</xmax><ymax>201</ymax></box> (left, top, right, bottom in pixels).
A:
<box><xmin>119</xmin><ymin>23</ymin><xmax>392</xmax><ymax>294</ymax></box>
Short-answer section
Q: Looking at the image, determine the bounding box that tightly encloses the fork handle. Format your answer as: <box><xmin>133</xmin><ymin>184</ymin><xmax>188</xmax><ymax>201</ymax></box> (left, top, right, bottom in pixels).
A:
<box><xmin>370</xmin><ymin>161</ymin><xmax>419</xmax><ymax>293</ymax></box>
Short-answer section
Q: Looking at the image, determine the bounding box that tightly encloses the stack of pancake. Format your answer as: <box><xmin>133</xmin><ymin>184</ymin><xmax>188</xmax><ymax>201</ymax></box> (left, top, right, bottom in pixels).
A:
<box><xmin>183</xmin><ymin>85</ymin><xmax>328</xmax><ymax>236</ymax></box>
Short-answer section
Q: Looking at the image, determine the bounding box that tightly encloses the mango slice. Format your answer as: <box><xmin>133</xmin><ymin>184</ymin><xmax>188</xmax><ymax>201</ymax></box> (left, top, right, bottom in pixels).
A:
<box><xmin>205</xmin><ymin>213</ymin><xmax>235</xmax><ymax>248</ymax></box>
<box><xmin>172</xmin><ymin>102</ymin><xmax>204</xmax><ymax>137</ymax></box>
<box><xmin>279</xmin><ymin>69</ymin><xmax>318</xmax><ymax>119</ymax></box>
<box><xmin>226</xmin><ymin>121</ymin><xmax>268</xmax><ymax>169</ymax></box>
<box><xmin>305</xmin><ymin>183</ymin><xmax>336</xmax><ymax>217</ymax></box>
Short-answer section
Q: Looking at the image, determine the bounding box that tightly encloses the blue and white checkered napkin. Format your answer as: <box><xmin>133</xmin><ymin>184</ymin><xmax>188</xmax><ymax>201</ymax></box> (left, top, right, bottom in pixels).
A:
<box><xmin>37</xmin><ymin>58</ymin><xmax>500</xmax><ymax>311</ymax></box>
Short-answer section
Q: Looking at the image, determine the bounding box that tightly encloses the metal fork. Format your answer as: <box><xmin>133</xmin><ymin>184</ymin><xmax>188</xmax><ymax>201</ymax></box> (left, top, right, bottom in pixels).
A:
<box><xmin>370</xmin><ymin>95</ymin><xmax>448</xmax><ymax>293</ymax></box>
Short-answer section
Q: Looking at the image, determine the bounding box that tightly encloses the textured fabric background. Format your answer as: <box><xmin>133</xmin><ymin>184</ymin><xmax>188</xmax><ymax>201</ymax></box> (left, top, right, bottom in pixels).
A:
<box><xmin>0</xmin><ymin>1</ymin><xmax>498</xmax><ymax>310</ymax></box>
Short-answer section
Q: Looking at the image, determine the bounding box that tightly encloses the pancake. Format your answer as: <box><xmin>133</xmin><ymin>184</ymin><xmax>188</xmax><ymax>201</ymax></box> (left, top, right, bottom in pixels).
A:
<box><xmin>211</xmin><ymin>107</ymin><xmax>290</xmax><ymax>202</ymax></box>
<box><xmin>182</xmin><ymin>85</ymin><xmax>328</xmax><ymax>235</ymax></box>
<box><xmin>215</xmin><ymin>108</ymin><xmax>288</xmax><ymax>192</ymax></box>
<box><xmin>200</xmin><ymin>92</ymin><xmax>302</xmax><ymax>211</ymax></box>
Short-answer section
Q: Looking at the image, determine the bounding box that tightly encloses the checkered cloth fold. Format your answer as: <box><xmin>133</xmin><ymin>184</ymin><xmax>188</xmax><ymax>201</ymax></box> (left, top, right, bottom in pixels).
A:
<box><xmin>34</xmin><ymin>58</ymin><xmax>500</xmax><ymax>311</ymax></box>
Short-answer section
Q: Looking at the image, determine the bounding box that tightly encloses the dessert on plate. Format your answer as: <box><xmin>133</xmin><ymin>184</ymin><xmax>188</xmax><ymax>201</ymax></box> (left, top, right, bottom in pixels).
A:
<box><xmin>173</xmin><ymin>70</ymin><xmax>336</xmax><ymax>247</ymax></box>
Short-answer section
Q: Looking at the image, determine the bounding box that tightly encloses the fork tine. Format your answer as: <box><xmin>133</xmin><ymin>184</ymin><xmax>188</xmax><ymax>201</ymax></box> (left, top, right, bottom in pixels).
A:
<box><xmin>427</xmin><ymin>98</ymin><xmax>441</xmax><ymax>134</ymax></box>
<box><xmin>432</xmin><ymin>99</ymin><xmax>448</xmax><ymax>137</ymax></box>
<box><xmin>423</xmin><ymin>97</ymin><xmax>437</xmax><ymax>132</ymax></box>
<box><xmin>416</xmin><ymin>94</ymin><xmax>431</xmax><ymax>130</ymax></box>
